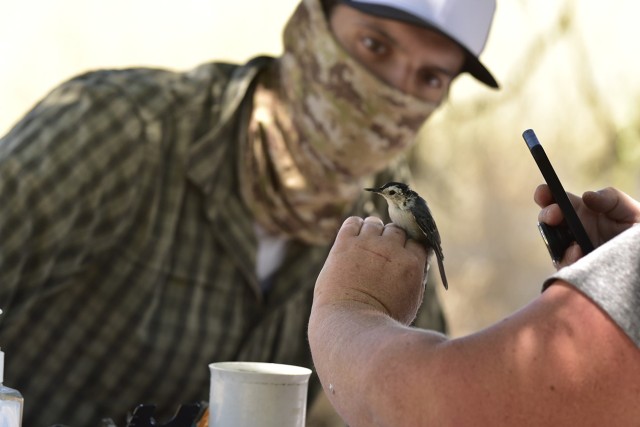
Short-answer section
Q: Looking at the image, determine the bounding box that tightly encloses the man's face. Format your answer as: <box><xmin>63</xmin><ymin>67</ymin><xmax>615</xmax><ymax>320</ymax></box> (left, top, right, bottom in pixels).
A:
<box><xmin>329</xmin><ymin>4</ymin><xmax>466</xmax><ymax>103</ymax></box>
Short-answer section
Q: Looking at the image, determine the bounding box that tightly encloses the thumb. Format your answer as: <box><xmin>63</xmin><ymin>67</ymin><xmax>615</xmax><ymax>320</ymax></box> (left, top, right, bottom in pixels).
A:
<box><xmin>557</xmin><ymin>243</ymin><xmax>583</xmax><ymax>269</ymax></box>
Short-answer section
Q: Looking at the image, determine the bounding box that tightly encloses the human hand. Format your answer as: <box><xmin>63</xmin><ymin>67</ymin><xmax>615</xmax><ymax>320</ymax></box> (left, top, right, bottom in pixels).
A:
<box><xmin>313</xmin><ymin>216</ymin><xmax>428</xmax><ymax>325</ymax></box>
<box><xmin>535</xmin><ymin>185</ymin><xmax>640</xmax><ymax>266</ymax></box>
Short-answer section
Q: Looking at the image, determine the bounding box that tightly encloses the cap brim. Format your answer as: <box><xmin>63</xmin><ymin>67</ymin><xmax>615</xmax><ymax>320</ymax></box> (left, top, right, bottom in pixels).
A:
<box><xmin>341</xmin><ymin>1</ymin><xmax>499</xmax><ymax>89</ymax></box>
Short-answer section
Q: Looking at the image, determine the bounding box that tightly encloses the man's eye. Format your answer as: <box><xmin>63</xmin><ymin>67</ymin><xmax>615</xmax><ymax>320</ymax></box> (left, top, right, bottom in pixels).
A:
<box><xmin>420</xmin><ymin>71</ymin><xmax>444</xmax><ymax>89</ymax></box>
<box><xmin>361</xmin><ymin>36</ymin><xmax>388</xmax><ymax>55</ymax></box>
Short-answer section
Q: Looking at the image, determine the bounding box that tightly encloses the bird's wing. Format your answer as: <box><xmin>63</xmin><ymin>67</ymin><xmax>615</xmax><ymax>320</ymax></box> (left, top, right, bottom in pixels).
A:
<box><xmin>413</xmin><ymin>197</ymin><xmax>442</xmax><ymax>246</ymax></box>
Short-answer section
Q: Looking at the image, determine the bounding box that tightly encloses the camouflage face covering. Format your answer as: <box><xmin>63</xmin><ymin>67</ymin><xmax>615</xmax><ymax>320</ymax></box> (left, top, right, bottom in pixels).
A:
<box><xmin>241</xmin><ymin>0</ymin><xmax>440</xmax><ymax>245</ymax></box>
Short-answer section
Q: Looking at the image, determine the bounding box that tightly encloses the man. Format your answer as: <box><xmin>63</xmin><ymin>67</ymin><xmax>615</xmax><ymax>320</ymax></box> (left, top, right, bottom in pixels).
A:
<box><xmin>308</xmin><ymin>185</ymin><xmax>640</xmax><ymax>426</ymax></box>
<box><xmin>0</xmin><ymin>0</ymin><xmax>498</xmax><ymax>424</ymax></box>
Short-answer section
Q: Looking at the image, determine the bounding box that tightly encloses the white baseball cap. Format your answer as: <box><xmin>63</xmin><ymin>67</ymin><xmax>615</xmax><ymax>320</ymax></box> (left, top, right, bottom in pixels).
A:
<box><xmin>341</xmin><ymin>0</ymin><xmax>499</xmax><ymax>88</ymax></box>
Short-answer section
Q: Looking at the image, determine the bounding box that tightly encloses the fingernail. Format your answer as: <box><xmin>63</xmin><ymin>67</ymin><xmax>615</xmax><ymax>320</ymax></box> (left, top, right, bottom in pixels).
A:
<box><xmin>539</xmin><ymin>207</ymin><xmax>549</xmax><ymax>220</ymax></box>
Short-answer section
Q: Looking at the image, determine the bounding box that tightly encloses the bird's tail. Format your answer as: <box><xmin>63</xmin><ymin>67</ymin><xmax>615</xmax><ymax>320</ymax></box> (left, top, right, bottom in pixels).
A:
<box><xmin>436</xmin><ymin>255</ymin><xmax>448</xmax><ymax>290</ymax></box>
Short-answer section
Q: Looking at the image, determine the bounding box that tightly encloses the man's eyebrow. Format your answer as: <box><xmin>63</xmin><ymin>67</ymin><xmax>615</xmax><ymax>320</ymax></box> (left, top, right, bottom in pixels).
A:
<box><xmin>429</xmin><ymin>64</ymin><xmax>460</xmax><ymax>79</ymax></box>
<box><xmin>359</xmin><ymin>21</ymin><xmax>399</xmax><ymax>47</ymax></box>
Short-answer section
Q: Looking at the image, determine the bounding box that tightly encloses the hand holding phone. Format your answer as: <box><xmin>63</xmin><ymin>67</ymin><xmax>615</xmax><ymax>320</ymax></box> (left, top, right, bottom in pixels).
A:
<box><xmin>521</xmin><ymin>129</ymin><xmax>594</xmax><ymax>264</ymax></box>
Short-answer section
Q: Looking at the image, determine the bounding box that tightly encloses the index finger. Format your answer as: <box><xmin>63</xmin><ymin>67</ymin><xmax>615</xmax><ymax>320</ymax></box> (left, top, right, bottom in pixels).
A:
<box><xmin>534</xmin><ymin>184</ymin><xmax>581</xmax><ymax>209</ymax></box>
<box><xmin>335</xmin><ymin>216</ymin><xmax>364</xmax><ymax>240</ymax></box>
<box><xmin>330</xmin><ymin>216</ymin><xmax>365</xmax><ymax>255</ymax></box>
<box><xmin>534</xmin><ymin>184</ymin><xmax>554</xmax><ymax>208</ymax></box>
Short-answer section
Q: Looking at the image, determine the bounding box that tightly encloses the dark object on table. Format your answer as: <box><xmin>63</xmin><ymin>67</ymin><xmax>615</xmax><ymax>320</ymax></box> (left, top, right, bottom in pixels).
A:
<box><xmin>126</xmin><ymin>403</ymin><xmax>203</xmax><ymax>427</ymax></box>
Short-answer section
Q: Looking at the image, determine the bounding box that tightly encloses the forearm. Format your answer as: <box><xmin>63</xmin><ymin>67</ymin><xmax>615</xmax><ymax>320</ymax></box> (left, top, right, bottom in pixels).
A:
<box><xmin>308</xmin><ymin>300</ymin><xmax>446</xmax><ymax>427</ymax></box>
<box><xmin>310</xmin><ymin>283</ymin><xmax>640</xmax><ymax>427</ymax></box>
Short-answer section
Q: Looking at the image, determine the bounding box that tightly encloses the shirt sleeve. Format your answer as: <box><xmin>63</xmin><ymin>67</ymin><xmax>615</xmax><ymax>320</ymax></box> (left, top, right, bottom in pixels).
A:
<box><xmin>0</xmin><ymin>72</ymin><xmax>148</xmax><ymax>311</ymax></box>
<box><xmin>543</xmin><ymin>224</ymin><xmax>640</xmax><ymax>347</ymax></box>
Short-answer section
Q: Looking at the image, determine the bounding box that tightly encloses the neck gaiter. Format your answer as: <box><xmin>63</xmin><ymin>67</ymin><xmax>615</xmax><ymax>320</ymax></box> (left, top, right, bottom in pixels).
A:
<box><xmin>241</xmin><ymin>0</ymin><xmax>440</xmax><ymax>244</ymax></box>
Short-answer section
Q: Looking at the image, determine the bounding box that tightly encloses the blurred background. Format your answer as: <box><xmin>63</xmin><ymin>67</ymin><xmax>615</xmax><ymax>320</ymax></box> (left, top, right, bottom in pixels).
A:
<box><xmin>2</xmin><ymin>0</ymin><xmax>640</xmax><ymax>424</ymax></box>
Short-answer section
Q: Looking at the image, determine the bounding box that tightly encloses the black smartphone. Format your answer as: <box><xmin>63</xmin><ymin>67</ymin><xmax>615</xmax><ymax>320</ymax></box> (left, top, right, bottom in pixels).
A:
<box><xmin>521</xmin><ymin>129</ymin><xmax>594</xmax><ymax>263</ymax></box>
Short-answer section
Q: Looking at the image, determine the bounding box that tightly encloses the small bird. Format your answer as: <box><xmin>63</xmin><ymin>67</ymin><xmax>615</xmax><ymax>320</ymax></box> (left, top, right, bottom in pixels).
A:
<box><xmin>365</xmin><ymin>182</ymin><xmax>448</xmax><ymax>290</ymax></box>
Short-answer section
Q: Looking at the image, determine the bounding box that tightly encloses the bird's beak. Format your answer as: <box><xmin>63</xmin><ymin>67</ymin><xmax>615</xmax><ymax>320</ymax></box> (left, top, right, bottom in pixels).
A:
<box><xmin>364</xmin><ymin>187</ymin><xmax>380</xmax><ymax>193</ymax></box>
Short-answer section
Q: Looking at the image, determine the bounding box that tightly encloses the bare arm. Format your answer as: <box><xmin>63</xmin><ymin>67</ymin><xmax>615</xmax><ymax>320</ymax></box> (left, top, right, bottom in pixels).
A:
<box><xmin>308</xmin><ymin>216</ymin><xmax>640</xmax><ymax>427</ymax></box>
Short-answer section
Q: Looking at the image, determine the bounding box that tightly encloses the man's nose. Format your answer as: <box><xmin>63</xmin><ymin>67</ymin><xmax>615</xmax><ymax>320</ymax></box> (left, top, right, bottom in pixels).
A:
<box><xmin>386</xmin><ymin>62</ymin><xmax>417</xmax><ymax>96</ymax></box>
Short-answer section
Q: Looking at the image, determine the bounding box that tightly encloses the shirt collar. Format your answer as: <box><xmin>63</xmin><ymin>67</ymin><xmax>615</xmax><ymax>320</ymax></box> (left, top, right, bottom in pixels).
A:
<box><xmin>186</xmin><ymin>56</ymin><xmax>272</xmax><ymax>197</ymax></box>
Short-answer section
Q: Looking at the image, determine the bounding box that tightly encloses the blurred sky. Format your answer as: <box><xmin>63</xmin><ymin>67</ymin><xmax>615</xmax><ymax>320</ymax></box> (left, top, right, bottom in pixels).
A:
<box><xmin>2</xmin><ymin>1</ymin><xmax>640</xmax><ymax>135</ymax></box>
<box><xmin>0</xmin><ymin>0</ymin><xmax>297</xmax><ymax>134</ymax></box>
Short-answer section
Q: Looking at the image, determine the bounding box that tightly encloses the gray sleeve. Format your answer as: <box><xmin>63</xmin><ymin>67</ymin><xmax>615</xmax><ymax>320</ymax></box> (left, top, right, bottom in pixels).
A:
<box><xmin>543</xmin><ymin>224</ymin><xmax>640</xmax><ymax>347</ymax></box>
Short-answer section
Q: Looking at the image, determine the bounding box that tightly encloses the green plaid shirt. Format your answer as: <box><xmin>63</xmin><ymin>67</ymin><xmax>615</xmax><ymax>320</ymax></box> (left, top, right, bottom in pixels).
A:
<box><xmin>0</xmin><ymin>56</ymin><xmax>445</xmax><ymax>426</ymax></box>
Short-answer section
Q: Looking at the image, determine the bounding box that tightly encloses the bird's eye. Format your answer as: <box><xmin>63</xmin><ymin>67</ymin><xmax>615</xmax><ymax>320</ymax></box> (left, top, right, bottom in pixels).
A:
<box><xmin>388</xmin><ymin>190</ymin><xmax>396</xmax><ymax>196</ymax></box>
